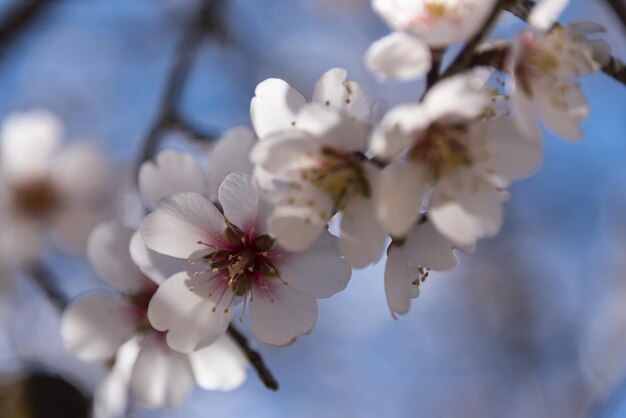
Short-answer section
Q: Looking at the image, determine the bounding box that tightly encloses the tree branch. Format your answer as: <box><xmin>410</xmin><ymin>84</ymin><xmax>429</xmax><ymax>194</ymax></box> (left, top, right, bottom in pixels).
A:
<box><xmin>442</xmin><ymin>0</ymin><xmax>509</xmax><ymax>78</ymax></box>
<box><xmin>136</xmin><ymin>0</ymin><xmax>224</xmax><ymax>174</ymax></box>
<box><xmin>28</xmin><ymin>264</ymin><xmax>69</xmax><ymax>311</ymax></box>
<box><xmin>227</xmin><ymin>324</ymin><xmax>279</xmax><ymax>391</ymax></box>
<box><xmin>0</xmin><ymin>0</ymin><xmax>54</xmax><ymax>57</ymax></box>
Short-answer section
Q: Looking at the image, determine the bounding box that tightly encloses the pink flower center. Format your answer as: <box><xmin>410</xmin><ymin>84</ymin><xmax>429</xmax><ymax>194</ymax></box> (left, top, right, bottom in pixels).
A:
<box><xmin>124</xmin><ymin>280</ymin><xmax>160</xmax><ymax>335</ymax></box>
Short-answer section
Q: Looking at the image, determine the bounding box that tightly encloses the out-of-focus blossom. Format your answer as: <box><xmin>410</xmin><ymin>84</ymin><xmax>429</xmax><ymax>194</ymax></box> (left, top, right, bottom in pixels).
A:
<box><xmin>139</xmin><ymin>127</ymin><xmax>256</xmax><ymax>208</ymax></box>
<box><xmin>141</xmin><ymin>172</ymin><xmax>351</xmax><ymax>348</ymax></box>
<box><xmin>365</xmin><ymin>0</ymin><xmax>498</xmax><ymax>80</ymax></box>
<box><xmin>385</xmin><ymin>219</ymin><xmax>457</xmax><ymax>317</ymax></box>
<box><xmin>372</xmin><ymin>71</ymin><xmax>543</xmax><ymax>245</ymax></box>
<box><xmin>0</xmin><ymin>109</ymin><xmax>112</xmax><ymax>264</ymax></box>
<box><xmin>62</xmin><ymin>219</ymin><xmax>248</xmax><ymax>412</ymax></box>
<box><xmin>510</xmin><ymin>23</ymin><xmax>608</xmax><ymax>141</ymax></box>
<box><xmin>251</xmin><ymin>100</ymin><xmax>387</xmax><ymax>268</ymax></box>
<box><xmin>528</xmin><ymin>0</ymin><xmax>570</xmax><ymax>31</ymax></box>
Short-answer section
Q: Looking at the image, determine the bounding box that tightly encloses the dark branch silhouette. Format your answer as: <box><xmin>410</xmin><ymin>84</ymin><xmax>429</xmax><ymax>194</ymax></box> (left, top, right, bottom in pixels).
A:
<box><xmin>227</xmin><ymin>325</ymin><xmax>280</xmax><ymax>391</ymax></box>
<box><xmin>0</xmin><ymin>0</ymin><xmax>55</xmax><ymax>57</ymax></box>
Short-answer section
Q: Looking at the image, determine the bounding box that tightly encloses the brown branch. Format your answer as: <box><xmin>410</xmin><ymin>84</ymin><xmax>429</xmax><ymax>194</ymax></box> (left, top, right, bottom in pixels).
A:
<box><xmin>227</xmin><ymin>324</ymin><xmax>279</xmax><ymax>391</ymax></box>
<box><xmin>606</xmin><ymin>0</ymin><xmax>626</xmax><ymax>31</ymax></box>
<box><xmin>136</xmin><ymin>0</ymin><xmax>225</xmax><ymax>174</ymax></box>
<box><xmin>0</xmin><ymin>0</ymin><xmax>55</xmax><ymax>57</ymax></box>
<box><xmin>442</xmin><ymin>0</ymin><xmax>509</xmax><ymax>78</ymax></box>
<box><xmin>504</xmin><ymin>0</ymin><xmax>534</xmax><ymax>20</ymax></box>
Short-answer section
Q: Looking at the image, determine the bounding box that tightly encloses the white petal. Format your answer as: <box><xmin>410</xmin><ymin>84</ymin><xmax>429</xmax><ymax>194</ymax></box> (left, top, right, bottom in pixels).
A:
<box><xmin>296</xmin><ymin>103</ymin><xmax>368</xmax><ymax>151</ymax></box>
<box><xmin>529</xmin><ymin>0</ymin><xmax>569</xmax><ymax>31</ymax></box>
<box><xmin>424</xmin><ymin>70</ymin><xmax>491</xmax><ymax>122</ymax></box>
<box><xmin>141</xmin><ymin>193</ymin><xmax>227</xmax><ymax>259</ymax></box>
<box><xmin>370</xmin><ymin>104</ymin><xmax>430</xmax><ymax>159</ymax></box>
<box><xmin>147</xmin><ymin>272</ymin><xmax>231</xmax><ymax>353</ymax></box>
<box><xmin>129</xmin><ymin>231</ymin><xmax>189</xmax><ymax>286</ymax></box>
<box><xmin>61</xmin><ymin>294</ymin><xmax>136</xmax><ymax>361</ymax></box>
<box><xmin>279</xmin><ymin>231</ymin><xmax>351</xmax><ymax>298</ymax></box>
<box><xmin>404</xmin><ymin>221</ymin><xmax>457</xmax><ymax>271</ymax></box>
<box><xmin>339</xmin><ymin>195</ymin><xmax>387</xmax><ymax>268</ymax></box>
<box><xmin>364</xmin><ymin>32</ymin><xmax>431</xmax><ymax>81</ymax></box>
<box><xmin>1</xmin><ymin>109</ymin><xmax>63</xmax><ymax>178</ymax></box>
<box><xmin>139</xmin><ymin>150</ymin><xmax>207</xmax><ymax>210</ymax></box>
<box><xmin>51</xmin><ymin>145</ymin><xmax>109</xmax><ymax>205</ymax></box>
<box><xmin>130</xmin><ymin>334</ymin><xmax>193</xmax><ymax>409</ymax></box>
<box><xmin>218</xmin><ymin>172</ymin><xmax>270</xmax><ymax>234</ymax></box>
<box><xmin>268</xmin><ymin>205</ymin><xmax>328</xmax><ymax>252</ymax></box>
<box><xmin>312</xmin><ymin>68</ymin><xmax>372</xmax><ymax>121</ymax></box>
<box><xmin>188</xmin><ymin>335</ymin><xmax>248</xmax><ymax>391</ymax></box>
<box><xmin>207</xmin><ymin>127</ymin><xmax>256</xmax><ymax>198</ymax></box>
<box><xmin>533</xmin><ymin>78</ymin><xmax>588</xmax><ymax>140</ymax></box>
<box><xmin>376</xmin><ymin>161</ymin><xmax>429</xmax><ymax>237</ymax></box>
<box><xmin>384</xmin><ymin>245</ymin><xmax>419</xmax><ymax>318</ymax></box>
<box><xmin>88</xmin><ymin>219</ymin><xmax>145</xmax><ymax>292</ymax></box>
<box><xmin>52</xmin><ymin>207</ymin><xmax>108</xmax><ymax>254</ymax></box>
<box><xmin>429</xmin><ymin>172</ymin><xmax>503</xmax><ymax>246</ymax></box>
<box><xmin>250</xmin><ymin>281</ymin><xmax>318</xmax><ymax>346</ymax></box>
<box><xmin>250</xmin><ymin>78</ymin><xmax>306</xmax><ymax>138</ymax></box>
<box><xmin>512</xmin><ymin>83</ymin><xmax>543</xmax><ymax>142</ymax></box>
<box><xmin>250</xmin><ymin>130</ymin><xmax>320</xmax><ymax>178</ymax></box>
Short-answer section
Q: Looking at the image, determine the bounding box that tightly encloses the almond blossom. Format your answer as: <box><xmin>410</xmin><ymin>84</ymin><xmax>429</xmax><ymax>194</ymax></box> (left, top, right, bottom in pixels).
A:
<box><xmin>141</xmin><ymin>172</ymin><xmax>351</xmax><ymax>348</ymax></box>
<box><xmin>365</xmin><ymin>0</ymin><xmax>498</xmax><ymax>80</ymax></box>
<box><xmin>0</xmin><ymin>110</ymin><xmax>112</xmax><ymax>263</ymax></box>
<box><xmin>251</xmin><ymin>102</ymin><xmax>387</xmax><ymax>268</ymax></box>
<box><xmin>61</xmin><ymin>219</ymin><xmax>248</xmax><ymax>411</ymax></box>
<box><xmin>510</xmin><ymin>22</ymin><xmax>609</xmax><ymax>141</ymax></box>
<box><xmin>373</xmin><ymin>71</ymin><xmax>543</xmax><ymax>246</ymax></box>
<box><xmin>385</xmin><ymin>219</ymin><xmax>458</xmax><ymax>317</ymax></box>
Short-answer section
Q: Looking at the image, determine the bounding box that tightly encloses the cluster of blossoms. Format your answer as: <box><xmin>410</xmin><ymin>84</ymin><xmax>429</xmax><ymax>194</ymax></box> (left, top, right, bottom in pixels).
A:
<box><xmin>1</xmin><ymin>0</ymin><xmax>620</xmax><ymax>415</ymax></box>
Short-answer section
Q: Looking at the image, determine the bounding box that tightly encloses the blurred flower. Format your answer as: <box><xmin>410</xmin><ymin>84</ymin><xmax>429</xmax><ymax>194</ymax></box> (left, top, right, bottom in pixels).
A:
<box><xmin>364</xmin><ymin>0</ymin><xmax>498</xmax><ymax>80</ymax></box>
<box><xmin>528</xmin><ymin>0</ymin><xmax>570</xmax><ymax>32</ymax></box>
<box><xmin>62</xmin><ymin>219</ymin><xmax>248</xmax><ymax>412</ymax></box>
<box><xmin>510</xmin><ymin>23</ymin><xmax>608</xmax><ymax>141</ymax></box>
<box><xmin>372</xmin><ymin>71</ymin><xmax>542</xmax><ymax>245</ymax></box>
<box><xmin>141</xmin><ymin>172</ymin><xmax>351</xmax><ymax>348</ymax></box>
<box><xmin>0</xmin><ymin>109</ymin><xmax>112</xmax><ymax>264</ymax></box>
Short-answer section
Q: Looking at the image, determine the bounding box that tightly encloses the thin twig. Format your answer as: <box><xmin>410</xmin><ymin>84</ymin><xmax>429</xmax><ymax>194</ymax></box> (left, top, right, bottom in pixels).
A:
<box><xmin>136</xmin><ymin>0</ymin><xmax>223</xmax><ymax>174</ymax></box>
<box><xmin>227</xmin><ymin>324</ymin><xmax>279</xmax><ymax>391</ymax></box>
<box><xmin>0</xmin><ymin>0</ymin><xmax>54</xmax><ymax>57</ymax></box>
<box><xmin>606</xmin><ymin>0</ymin><xmax>626</xmax><ymax>31</ymax></box>
<box><xmin>421</xmin><ymin>48</ymin><xmax>444</xmax><ymax>100</ymax></box>
<box><xmin>28</xmin><ymin>264</ymin><xmax>69</xmax><ymax>311</ymax></box>
<box><xmin>505</xmin><ymin>0</ymin><xmax>626</xmax><ymax>86</ymax></box>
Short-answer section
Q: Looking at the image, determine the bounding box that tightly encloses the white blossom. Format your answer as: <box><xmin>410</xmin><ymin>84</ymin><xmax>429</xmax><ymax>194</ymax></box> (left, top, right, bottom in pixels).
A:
<box><xmin>251</xmin><ymin>101</ymin><xmax>387</xmax><ymax>268</ymax></box>
<box><xmin>365</xmin><ymin>0</ymin><xmax>498</xmax><ymax>80</ymax></box>
<box><xmin>0</xmin><ymin>110</ymin><xmax>112</xmax><ymax>263</ymax></box>
<box><xmin>141</xmin><ymin>172</ymin><xmax>351</xmax><ymax>348</ymax></box>
<box><xmin>373</xmin><ymin>71</ymin><xmax>543</xmax><ymax>245</ymax></box>
<box><xmin>62</xmin><ymin>219</ymin><xmax>248</xmax><ymax>412</ymax></box>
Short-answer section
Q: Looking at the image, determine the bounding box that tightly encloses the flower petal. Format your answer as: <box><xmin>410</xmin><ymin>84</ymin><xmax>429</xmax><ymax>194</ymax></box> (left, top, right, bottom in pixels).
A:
<box><xmin>370</xmin><ymin>103</ymin><xmax>430</xmax><ymax>160</ymax></box>
<box><xmin>279</xmin><ymin>231</ymin><xmax>351</xmax><ymax>298</ymax></box>
<box><xmin>218</xmin><ymin>172</ymin><xmax>270</xmax><ymax>235</ymax></box>
<box><xmin>403</xmin><ymin>221</ymin><xmax>457</xmax><ymax>271</ymax></box>
<box><xmin>129</xmin><ymin>231</ymin><xmax>189</xmax><ymax>286</ymax></box>
<box><xmin>339</xmin><ymin>195</ymin><xmax>387</xmax><ymax>268</ymax></box>
<box><xmin>88</xmin><ymin>219</ymin><xmax>145</xmax><ymax>292</ymax></box>
<box><xmin>250</xmin><ymin>78</ymin><xmax>306</xmax><ymax>138</ymax></box>
<box><xmin>529</xmin><ymin>0</ymin><xmax>569</xmax><ymax>31</ymax></box>
<box><xmin>188</xmin><ymin>335</ymin><xmax>248</xmax><ymax>391</ymax></box>
<box><xmin>384</xmin><ymin>245</ymin><xmax>419</xmax><ymax>318</ymax></box>
<box><xmin>533</xmin><ymin>78</ymin><xmax>588</xmax><ymax>141</ymax></box>
<box><xmin>376</xmin><ymin>161</ymin><xmax>428</xmax><ymax>237</ymax></box>
<box><xmin>61</xmin><ymin>293</ymin><xmax>136</xmax><ymax>361</ymax></box>
<box><xmin>268</xmin><ymin>205</ymin><xmax>328</xmax><ymax>252</ymax></box>
<box><xmin>147</xmin><ymin>272</ymin><xmax>231</xmax><ymax>353</ymax></box>
<box><xmin>296</xmin><ymin>103</ymin><xmax>368</xmax><ymax>151</ymax></box>
<box><xmin>141</xmin><ymin>193</ymin><xmax>227</xmax><ymax>259</ymax></box>
<box><xmin>130</xmin><ymin>334</ymin><xmax>193</xmax><ymax>409</ymax></box>
<box><xmin>139</xmin><ymin>150</ymin><xmax>207</xmax><ymax>210</ymax></box>
<box><xmin>312</xmin><ymin>68</ymin><xmax>372</xmax><ymax>121</ymax></box>
<box><xmin>207</xmin><ymin>127</ymin><xmax>256</xmax><ymax>198</ymax></box>
<box><xmin>424</xmin><ymin>70</ymin><xmax>490</xmax><ymax>122</ymax></box>
<box><xmin>250</xmin><ymin>281</ymin><xmax>318</xmax><ymax>346</ymax></box>
<box><xmin>364</xmin><ymin>32</ymin><xmax>431</xmax><ymax>81</ymax></box>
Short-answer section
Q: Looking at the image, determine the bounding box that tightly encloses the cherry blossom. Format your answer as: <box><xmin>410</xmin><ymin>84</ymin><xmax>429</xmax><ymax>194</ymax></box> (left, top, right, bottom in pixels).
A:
<box><xmin>365</xmin><ymin>0</ymin><xmax>498</xmax><ymax>80</ymax></box>
<box><xmin>510</xmin><ymin>23</ymin><xmax>608</xmax><ymax>141</ymax></box>
<box><xmin>0</xmin><ymin>110</ymin><xmax>112</xmax><ymax>263</ymax></box>
<box><xmin>372</xmin><ymin>71</ymin><xmax>543</xmax><ymax>246</ymax></box>
<box><xmin>62</xmin><ymin>219</ymin><xmax>248</xmax><ymax>411</ymax></box>
<box><xmin>251</xmin><ymin>102</ymin><xmax>387</xmax><ymax>268</ymax></box>
<box><xmin>141</xmin><ymin>172</ymin><xmax>351</xmax><ymax>348</ymax></box>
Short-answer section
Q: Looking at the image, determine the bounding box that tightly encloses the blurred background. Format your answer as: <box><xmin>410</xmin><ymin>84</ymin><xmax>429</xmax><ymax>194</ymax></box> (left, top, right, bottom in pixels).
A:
<box><xmin>0</xmin><ymin>0</ymin><xmax>625</xmax><ymax>417</ymax></box>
